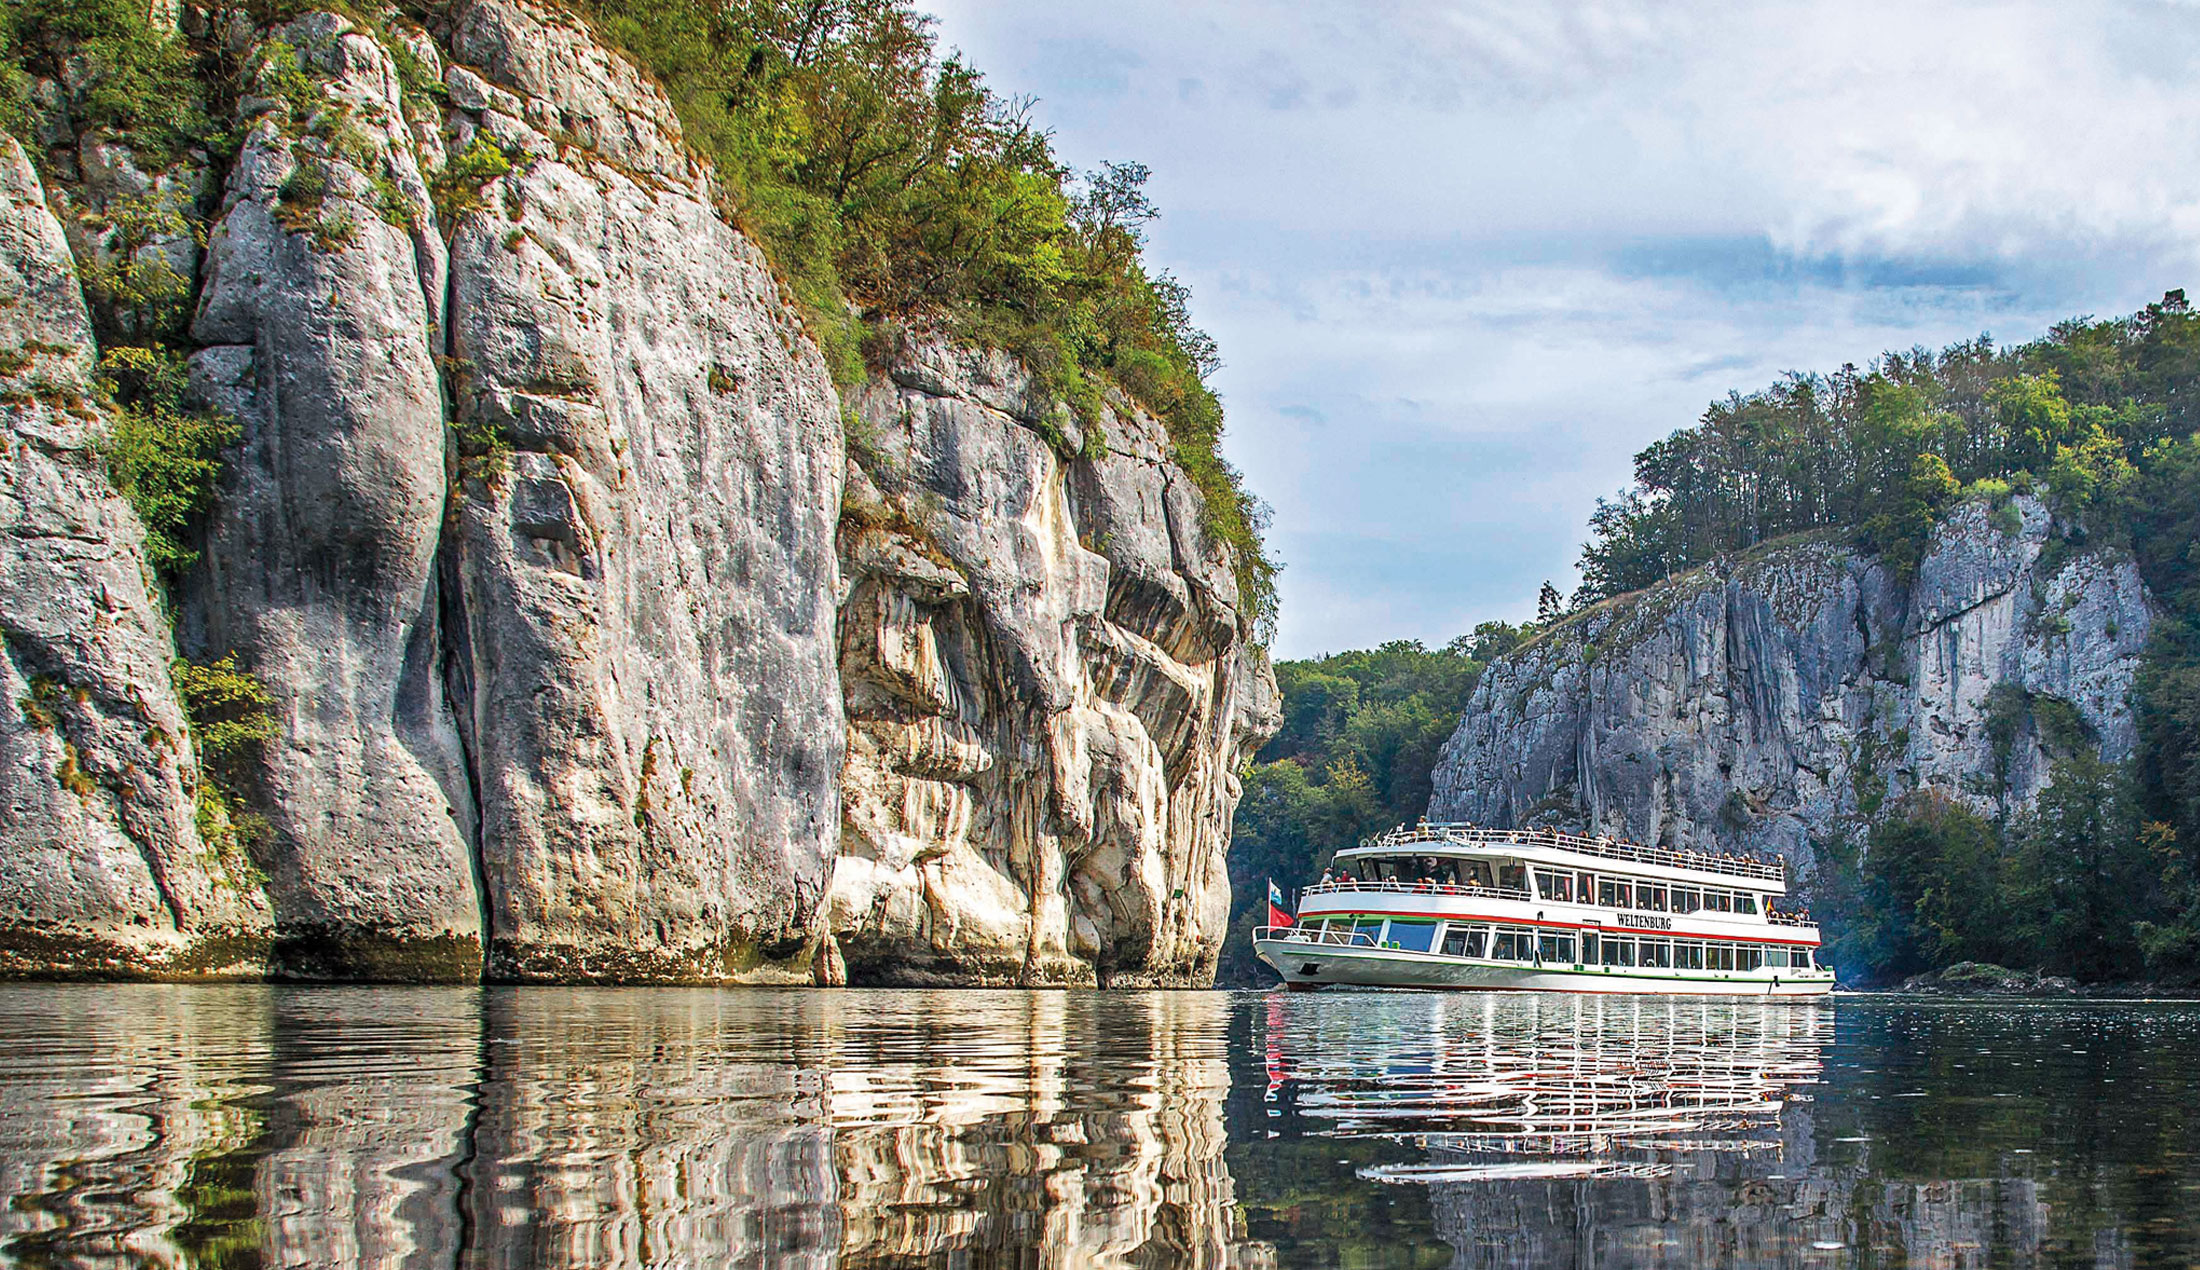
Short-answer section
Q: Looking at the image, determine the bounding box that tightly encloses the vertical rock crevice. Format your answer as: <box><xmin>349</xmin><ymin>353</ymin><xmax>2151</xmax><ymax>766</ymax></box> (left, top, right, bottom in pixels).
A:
<box><xmin>186</xmin><ymin>12</ymin><xmax>482</xmax><ymax>980</ymax></box>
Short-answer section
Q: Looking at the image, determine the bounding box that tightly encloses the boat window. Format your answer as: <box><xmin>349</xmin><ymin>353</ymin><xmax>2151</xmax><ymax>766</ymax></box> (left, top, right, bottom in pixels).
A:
<box><xmin>1577</xmin><ymin>872</ymin><xmax>1595</xmax><ymax>899</ymax></box>
<box><xmin>1638</xmin><ymin>938</ymin><xmax>1672</xmax><ymax>968</ymax></box>
<box><xmin>1535</xmin><ymin>870</ymin><xmax>1573</xmax><ymax>902</ymax></box>
<box><xmin>1738</xmin><ymin>945</ymin><xmax>1764</xmax><ymax>972</ymax></box>
<box><xmin>1581</xmin><ymin>933</ymin><xmax>1599</xmax><ymax>964</ymax></box>
<box><xmin>1497</xmin><ymin>864</ymin><xmax>1528</xmax><ymax>893</ymax></box>
<box><xmin>1439</xmin><ymin>926</ymin><xmax>1470</xmax><ymax>958</ymax></box>
<box><xmin>1491</xmin><ymin>929</ymin><xmax>1533</xmax><ymax>961</ymax></box>
<box><xmin>1672</xmin><ymin>888</ymin><xmax>1702</xmax><ymax>914</ymax></box>
<box><xmin>1638</xmin><ymin>884</ymin><xmax>1668</xmax><ymax>912</ymax></box>
<box><xmin>1709</xmin><ymin>944</ymin><xmax>1735</xmax><ymax>970</ymax></box>
<box><xmin>1602</xmin><ymin>937</ymin><xmax>1635</xmax><ymax>967</ymax></box>
<box><xmin>1708</xmin><ymin>891</ymin><xmax>1733</xmax><ymax>913</ymax></box>
<box><xmin>1464</xmin><ymin>925</ymin><xmax>1490</xmax><ymax>958</ymax></box>
<box><xmin>1598</xmin><ymin>878</ymin><xmax>1631</xmax><ymax>908</ymax></box>
<box><xmin>1764</xmin><ymin>946</ymin><xmax>1789</xmax><ymax>968</ymax></box>
<box><xmin>1538</xmin><ymin>934</ymin><xmax>1577</xmax><ymax>965</ymax></box>
<box><xmin>1675</xmin><ymin>941</ymin><xmax>1705</xmax><ymax>970</ymax></box>
<box><xmin>1468</xmin><ymin>862</ymin><xmax>1496</xmax><ymax>889</ymax></box>
<box><xmin>1735</xmin><ymin>894</ymin><xmax>1759</xmax><ymax>915</ymax></box>
<box><xmin>1389</xmin><ymin>921</ymin><xmax>1436</xmax><ymax>953</ymax></box>
<box><xmin>1353</xmin><ymin>918</ymin><xmax>1386</xmax><ymax>946</ymax></box>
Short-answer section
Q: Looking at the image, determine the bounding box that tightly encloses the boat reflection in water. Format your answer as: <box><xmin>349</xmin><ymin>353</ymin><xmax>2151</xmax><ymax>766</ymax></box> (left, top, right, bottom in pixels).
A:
<box><xmin>1257</xmin><ymin>993</ymin><xmax>1838</xmax><ymax>1263</ymax></box>
<box><xmin>1247</xmin><ymin>991</ymin><xmax>2088</xmax><ymax>1269</ymax></box>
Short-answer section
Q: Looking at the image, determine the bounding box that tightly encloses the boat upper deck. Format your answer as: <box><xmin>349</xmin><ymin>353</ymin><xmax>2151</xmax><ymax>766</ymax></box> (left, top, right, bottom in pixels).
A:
<box><xmin>1336</xmin><ymin>823</ymin><xmax>1786</xmax><ymax>888</ymax></box>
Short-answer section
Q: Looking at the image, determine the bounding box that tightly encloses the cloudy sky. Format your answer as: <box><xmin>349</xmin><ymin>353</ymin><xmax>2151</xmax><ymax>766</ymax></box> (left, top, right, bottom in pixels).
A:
<box><xmin>926</xmin><ymin>0</ymin><xmax>2200</xmax><ymax>659</ymax></box>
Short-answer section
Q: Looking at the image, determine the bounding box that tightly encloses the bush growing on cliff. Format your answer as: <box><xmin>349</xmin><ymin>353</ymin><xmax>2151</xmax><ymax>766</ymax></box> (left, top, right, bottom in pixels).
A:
<box><xmin>96</xmin><ymin>347</ymin><xmax>240</xmax><ymax>577</ymax></box>
<box><xmin>171</xmin><ymin>652</ymin><xmax>278</xmax><ymax>864</ymax></box>
<box><xmin>0</xmin><ymin>0</ymin><xmax>212</xmax><ymax>163</ymax></box>
<box><xmin>572</xmin><ymin>0</ymin><xmax>1276</xmax><ymax>635</ymax></box>
<box><xmin>1812</xmin><ymin>751</ymin><xmax>2186</xmax><ymax>985</ymax></box>
<box><xmin>1836</xmin><ymin>791</ymin><xmax>2015</xmax><ymax>980</ymax></box>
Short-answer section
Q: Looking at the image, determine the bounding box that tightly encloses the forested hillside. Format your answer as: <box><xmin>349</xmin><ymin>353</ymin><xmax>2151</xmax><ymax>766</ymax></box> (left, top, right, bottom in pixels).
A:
<box><xmin>1218</xmin><ymin>628</ymin><xmax>1518</xmax><ymax>983</ymax></box>
<box><xmin>1562</xmin><ymin>293</ymin><xmax>2200</xmax><ymax>985</ymax></box>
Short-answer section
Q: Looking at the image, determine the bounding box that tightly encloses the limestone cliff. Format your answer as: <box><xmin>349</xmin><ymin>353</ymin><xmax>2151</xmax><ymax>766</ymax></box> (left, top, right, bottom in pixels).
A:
<box><xmin>0</xmin><ymin>0</ymin><xmax>1273</xmax><ymax>984</ymax></box>
<box><xmin>1430</xmin><ymin>496</ymin><xmax>2155</xmax><ymax>876</ymax></box>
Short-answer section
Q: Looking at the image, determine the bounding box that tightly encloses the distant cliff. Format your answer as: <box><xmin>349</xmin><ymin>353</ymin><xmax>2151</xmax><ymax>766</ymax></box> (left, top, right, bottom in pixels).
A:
<box><xmin>0</xmin><ymin>0</ymin><xmax>1273</xmax><ymax>984</ymax></box>
<box><xmin>1430</xmin><ymin>495</ymin><xmax>2155</xmax><ymax>875</ymax></box>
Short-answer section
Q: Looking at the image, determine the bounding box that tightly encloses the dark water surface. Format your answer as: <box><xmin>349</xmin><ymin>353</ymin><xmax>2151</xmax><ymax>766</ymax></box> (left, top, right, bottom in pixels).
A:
<box><xmin>0</xmin><ymin>987</ymin><xmax>2196</xmax><ymax>1268</ymax></box>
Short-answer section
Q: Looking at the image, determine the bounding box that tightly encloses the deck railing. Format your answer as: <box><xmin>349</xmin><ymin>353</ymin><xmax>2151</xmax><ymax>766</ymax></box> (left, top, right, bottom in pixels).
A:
<box><xmin>1359</xmin><ymin>823</ymin><xmax>1786</xmax><ymax>884</ymax></box>
<box><xmin>1765</xmin><ymin>910</ymin><xmax>1814</xmax><ymax>927</ymax></box>
<box><xmin>1255</xmin><ymin>924</ymin><xmax>1378</xmax><ymax>947</ymax></box>
<box><xmin>1299</xmin><ymin>879</ymin><xmax>1532</xmax><ymax>903</ymax></box>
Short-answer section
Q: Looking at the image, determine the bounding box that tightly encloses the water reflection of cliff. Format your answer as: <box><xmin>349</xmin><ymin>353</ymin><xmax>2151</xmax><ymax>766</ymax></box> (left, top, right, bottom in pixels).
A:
<box><xmin>0</xmin><ymin>986</ymin><xmax>1260</xmax><ymax>1269</ymax></box>
<box><xmin>464</xmin><ymin>990</ymin><xmax>1257</xmax><ymax>1269</ymax></box>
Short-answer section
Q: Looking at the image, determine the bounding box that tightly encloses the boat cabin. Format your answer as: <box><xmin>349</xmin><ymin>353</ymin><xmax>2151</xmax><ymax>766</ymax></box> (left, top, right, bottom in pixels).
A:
<box><xmin>1257</xmin><ymin>821</ymin><xmax>1832</xmax><ymax>991</ymax></box>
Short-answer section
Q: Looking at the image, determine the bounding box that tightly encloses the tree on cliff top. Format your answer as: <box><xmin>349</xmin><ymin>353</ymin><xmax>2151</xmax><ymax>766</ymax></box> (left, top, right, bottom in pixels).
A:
<box><xmin>574</xmin><ymin>0</ymin><xmax>1277</xmax><ymax>637</ymax></box>
<box><xmin>1573</xmin><ymin>292</ymin><xmax>2200</xmax><ymax>606</ymax></box>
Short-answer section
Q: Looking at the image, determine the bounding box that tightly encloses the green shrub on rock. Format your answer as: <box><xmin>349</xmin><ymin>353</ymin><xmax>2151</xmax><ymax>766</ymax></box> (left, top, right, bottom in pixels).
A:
<box><xmin>171</xmin><ymin>653</ymin><xmax>278</xmax><ymax>868</ymax></box>
<box><xmin>95</xmin><ymin>346</ymin><xmax>239</xmax><ymax>577</ymax></box>
<box><xmin>0</xmin><ymin>0</ymin><xmax>211</xmax><ymax>164</ymax></box>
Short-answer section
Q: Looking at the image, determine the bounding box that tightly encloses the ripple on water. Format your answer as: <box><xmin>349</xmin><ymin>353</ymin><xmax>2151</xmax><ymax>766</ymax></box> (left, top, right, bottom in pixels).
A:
<box><xmin>0</xmin><ymin>986</ymin><xmax>2196</xmax><ymax>1268</ymax></box>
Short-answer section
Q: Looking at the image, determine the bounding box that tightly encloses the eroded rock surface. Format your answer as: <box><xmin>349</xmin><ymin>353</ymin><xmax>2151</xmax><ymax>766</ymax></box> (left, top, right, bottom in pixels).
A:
<box><xmin>188</xmin><ymin>12</ymin><xmax>481</xmax><ymax>979</ymax></box>
<box><xmin>828</xmin><ymin>339</ymin><xmax>1278</xmax><ymax>987</ymax></box>
<box><xmin>1430</xmin><ymin>497</ymin><xmax>2156</xmax><ymax>876</ymax></box>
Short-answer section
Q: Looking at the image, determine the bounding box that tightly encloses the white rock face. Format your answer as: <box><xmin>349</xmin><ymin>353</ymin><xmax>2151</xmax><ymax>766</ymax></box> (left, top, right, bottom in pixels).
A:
<box><xmin>827</xmin><ymin>339</ymin><xmax>1279</xmax><ymax>986</ymax></box>
<box><xmin>1430</xmin><ymin>497</ymin><xmax>2156</xmax><ymax>875</ymax></box>
<box><xmin>437</xmin><ymin>0</ymin><xmax>845</xmax><ymax>981</ymax></box>
<box><xmin>188</xmin><ymin>13</ymin><xmax>483</xmax><ymax>978</ymax></box>
<box><xmin>0</xmin><ymin>139</ymin><xmax>269</xmax><ymax>974</ymax></box>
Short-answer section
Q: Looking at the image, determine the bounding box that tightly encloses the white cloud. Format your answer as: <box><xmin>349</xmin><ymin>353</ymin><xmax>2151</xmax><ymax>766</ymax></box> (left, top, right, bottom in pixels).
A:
<box><xmin>926</xmin><ymin>0</ymin><xmax>2200</xmax><ymax>655</ymax></box>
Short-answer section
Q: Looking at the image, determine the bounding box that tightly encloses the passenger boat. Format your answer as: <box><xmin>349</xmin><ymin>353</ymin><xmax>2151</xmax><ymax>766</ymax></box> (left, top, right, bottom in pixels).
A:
<box><xmin>1253</xmin><ymin>823</ymin><xmax>1834</xmax><ymax>996</ymax></box>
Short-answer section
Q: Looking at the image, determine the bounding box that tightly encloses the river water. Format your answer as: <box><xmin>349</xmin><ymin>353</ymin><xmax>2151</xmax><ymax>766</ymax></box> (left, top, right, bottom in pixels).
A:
<box><xmin>0</xmin><ymin>986</ymin><xmax>2194</xmax><ymax>1268</ymax></box>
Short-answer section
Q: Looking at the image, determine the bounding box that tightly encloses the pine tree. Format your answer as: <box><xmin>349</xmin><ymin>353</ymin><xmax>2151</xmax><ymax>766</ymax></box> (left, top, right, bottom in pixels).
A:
<box><xmin>1536</xmin><ymin>581</ymin><xmax>1563</xmax><ymax>625</ymax></box>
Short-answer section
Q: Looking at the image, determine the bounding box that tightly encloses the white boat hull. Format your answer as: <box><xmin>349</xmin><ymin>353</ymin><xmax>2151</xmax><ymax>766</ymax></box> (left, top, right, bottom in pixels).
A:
<box><xmin>1254</xmin><ymin>935</ymin><xmax>1835</xmax><ymax>997</ymax></box>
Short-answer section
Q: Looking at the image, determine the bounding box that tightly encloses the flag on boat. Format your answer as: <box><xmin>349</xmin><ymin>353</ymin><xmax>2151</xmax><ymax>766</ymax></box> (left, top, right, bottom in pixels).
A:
<box><xmin>1266</xmin><ymin>879</ymin><xmax>1294</xmax><ymax>927</ymax></box>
